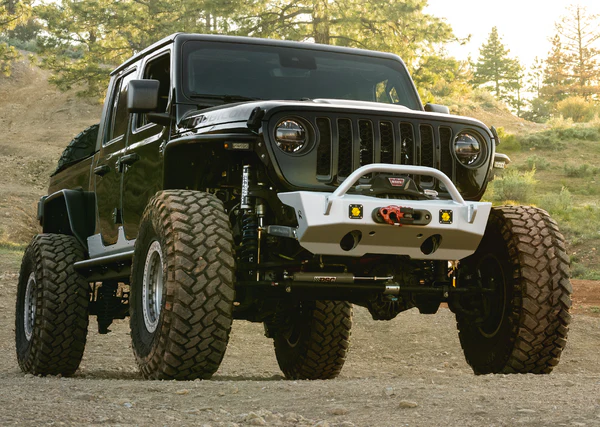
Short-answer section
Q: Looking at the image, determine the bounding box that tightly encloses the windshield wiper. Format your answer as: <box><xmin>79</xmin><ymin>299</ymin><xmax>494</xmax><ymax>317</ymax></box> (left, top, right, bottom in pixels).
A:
<box><xmin>188</xmin><ymin>94</ymin><xmax>262</xmax><ymax>103</ymax></box>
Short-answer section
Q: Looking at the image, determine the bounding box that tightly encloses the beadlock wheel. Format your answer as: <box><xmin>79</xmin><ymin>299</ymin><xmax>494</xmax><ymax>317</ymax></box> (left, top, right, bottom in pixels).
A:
<box><xmin>476</xmin><ymin>254</ymin><xmax>507</xmax><ymax>339</ymax></box>
<box><xmin>23</xmin><ymin>272</ymin><xmax>36</xmax><ymax>341</ymax></box>
<box><xmin>142</xmin><ymin>241</ymin><xmax>163</xmax><ymax>334</ymax></box>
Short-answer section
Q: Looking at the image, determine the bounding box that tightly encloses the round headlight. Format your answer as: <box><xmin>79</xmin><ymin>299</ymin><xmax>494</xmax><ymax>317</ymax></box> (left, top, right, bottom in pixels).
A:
<box><xmin>275</xmin><ymin>119</ymin><xmax>307</xmax><ymax>153</ymax></box>
<box><xmin>454</xmin><ymin>132</ymin><xmax>482</xmax><ymax>166</ymax></box>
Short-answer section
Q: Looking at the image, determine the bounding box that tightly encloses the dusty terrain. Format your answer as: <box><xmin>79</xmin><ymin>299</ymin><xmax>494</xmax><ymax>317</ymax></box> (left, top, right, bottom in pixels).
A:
<box><xmin>1</xmin><ymin>55</ymin><xmax>600</xmax><ymax>427</ymax></box>
<box><xmin>0</xmin><ymin>56</ymin><xmax>101</xmax><ymax>243</ymax></box>
<box><xmin>0</xmin><ymin>250</ymin><xmax>600</xmax><ymax>427</ymax></box>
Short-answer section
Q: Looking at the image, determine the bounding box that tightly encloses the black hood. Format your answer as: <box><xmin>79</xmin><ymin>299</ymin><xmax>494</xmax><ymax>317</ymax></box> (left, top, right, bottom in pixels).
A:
<box><xmin>176</xmin><ymin>99</ymin><xmax>492</xmax><ymax>136</ymax></box>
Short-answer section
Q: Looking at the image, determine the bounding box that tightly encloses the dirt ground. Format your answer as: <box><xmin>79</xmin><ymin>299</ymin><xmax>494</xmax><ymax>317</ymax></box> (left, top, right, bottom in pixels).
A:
<box><xmin>0</xmin><ymin>249</ymin><xmax>599</xmax><ymax>427</ymax></box>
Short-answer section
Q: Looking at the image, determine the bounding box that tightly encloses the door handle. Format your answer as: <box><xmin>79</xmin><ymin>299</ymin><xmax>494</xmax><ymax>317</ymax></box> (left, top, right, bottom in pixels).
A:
<box><xmin>93</xmin><ymin>164</ymin><xmax>111</xmax><ymax>176</ymax></box>
<box><xmin>120</xmin><ymin>153</ymin><xmax>140</xmax><ymax>166</ymax></box>
<box><xmin>117</xmin><ymin>153</ymin><xmax>140</xmax><ymax>172</ymax></box>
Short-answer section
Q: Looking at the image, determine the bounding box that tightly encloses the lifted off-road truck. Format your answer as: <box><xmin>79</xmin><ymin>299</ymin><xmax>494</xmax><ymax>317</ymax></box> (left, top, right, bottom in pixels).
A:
<box><xmin>16</xmin><ymin>34</ymin><xmax>572</xmax><ymax>380</ymax></box>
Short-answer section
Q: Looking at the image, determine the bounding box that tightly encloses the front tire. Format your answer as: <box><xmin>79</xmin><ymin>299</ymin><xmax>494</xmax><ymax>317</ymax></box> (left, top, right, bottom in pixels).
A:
<box><xmin>456</xmin><ymin>206</ymin><xmax>572</xmax><ymax>374</ymax></box>
<box><xmin>15</xmin><ymin>234</ymin><xmax>89</xmax><ymax>376</ymax></box>
<box><xmin>268</xmin><ymin>301</ymin><xmax>353</xmax><ymax>380</ymax></box>
<box><xmin>130</xmin><ymin>190</ymin><xmax>235</xmax><ymax>380</ymax></box>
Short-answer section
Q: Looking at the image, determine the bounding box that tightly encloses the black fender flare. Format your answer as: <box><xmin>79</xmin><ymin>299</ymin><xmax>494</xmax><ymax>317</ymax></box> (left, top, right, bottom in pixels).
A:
<box><xmin>163</xmin><ymin>133</ymin><xmax>258</xmax><ymax>189</ymax></box>
<box><xmin>38</xmin><ymin>189</ymin><xmax>96</xmax><ymax>249</ymax></box>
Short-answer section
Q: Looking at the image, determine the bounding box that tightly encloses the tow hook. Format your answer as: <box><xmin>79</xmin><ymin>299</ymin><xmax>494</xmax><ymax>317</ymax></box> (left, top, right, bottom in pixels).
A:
<box><xmin>372</xmin><ymin>206</ymin><xmax>432</xmax><ymax>226</ymax></box>
<box><xmin>376</xmin><ymin>205</ymin><xmax>414</xmax><ymax>226</ymax></box>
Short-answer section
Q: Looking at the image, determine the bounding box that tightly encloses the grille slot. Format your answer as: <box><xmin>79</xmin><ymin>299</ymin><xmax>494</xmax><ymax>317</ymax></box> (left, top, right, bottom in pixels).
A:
<box><xmin>439</xmin><ymin>127</ymin><xmax>453</xmax><ymax>180</ymax></box>
<box><xmin>399</xmin><ymin>123</ymin><xmax>414</xmax><ymax>165</ymax></box>
<box><xmin>380</xmin><ymin>121</ymin><xmax>394</xmax><ymax>164</ymax></box>
<box><xmin>420</xmin><ymin>125</ymin><xmax>434</xmax><ymax>184</ymax></box>
<box><xmin>358</xmin><ymin>120</ymin><xmax>374</xmax><ymax>167</ymax></box>
<box><xmin>316</xmin><ymin>118</ymin><xmax>332</xmax><ymax>176</ymax></box>
<box><xmin>337</xmin><ymin>119</ymin><xmax>353</xmax><ymax>177</ymax></box>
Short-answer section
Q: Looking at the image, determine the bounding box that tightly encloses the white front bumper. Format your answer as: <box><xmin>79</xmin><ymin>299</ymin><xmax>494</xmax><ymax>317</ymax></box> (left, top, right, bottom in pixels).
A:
<box><xmin>278</xmin><ymin>164</ymin><xmax>492</xmax><ymax>260</ymax></box>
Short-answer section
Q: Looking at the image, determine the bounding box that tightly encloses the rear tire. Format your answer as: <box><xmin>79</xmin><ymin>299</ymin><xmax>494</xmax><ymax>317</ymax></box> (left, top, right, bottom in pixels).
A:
<box><xmin>268</xmin><ymin>301</ymin><xmax>353</xmax><ymax>380</ymax></box>
<box><xmin>130</xmin><ymin>190</ymin><xmax>235</xmax><ymax>380</ymax></box>
<box><xmin>456</xmin><ymin>206</ymin><xmax>572</xmax><ymax>374</ymax></box>
<box><xmin>15</xmin><ymin>234</ymin><xmax>89</xmax><ymax>376</ymax></box>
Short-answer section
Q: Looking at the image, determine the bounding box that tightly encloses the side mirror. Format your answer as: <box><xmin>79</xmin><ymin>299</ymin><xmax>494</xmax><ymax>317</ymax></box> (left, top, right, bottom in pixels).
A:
<box><xmin>424</xmin><ymin>103</ymin><xmax>450</xmax><ymax>114</ymax></box>
<box><xmin>127</xmin><ymin>79</ymin><xmax>159</xmax><ymax>113</ymax></box>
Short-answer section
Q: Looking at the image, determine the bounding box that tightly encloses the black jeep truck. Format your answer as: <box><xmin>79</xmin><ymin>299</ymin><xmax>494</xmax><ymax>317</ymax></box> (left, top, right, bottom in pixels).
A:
<box><xmin>16</xmin><ymin>33</ymin><xmax>571</xmax><ymax>380</ymax></box>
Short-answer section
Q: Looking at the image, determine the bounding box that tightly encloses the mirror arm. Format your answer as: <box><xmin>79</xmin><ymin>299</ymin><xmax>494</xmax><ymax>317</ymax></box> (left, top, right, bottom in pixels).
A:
<box><xmin>147</xmin><ymin>112</ymin><xmax>173</xmax><ymax>127</ymax></box>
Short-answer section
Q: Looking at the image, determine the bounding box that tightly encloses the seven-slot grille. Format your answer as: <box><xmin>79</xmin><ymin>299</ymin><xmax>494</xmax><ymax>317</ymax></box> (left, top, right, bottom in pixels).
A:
<box><xmin>314</xmin><ymin>117</ymin><xmax>455</xmax><ymax>188</ymax></box>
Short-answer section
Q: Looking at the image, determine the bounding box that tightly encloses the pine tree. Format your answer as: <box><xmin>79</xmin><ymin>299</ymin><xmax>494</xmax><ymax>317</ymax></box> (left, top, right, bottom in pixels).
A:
<box><xmin>554</xmin><ymin>4</ymin><xmax>600</xmax><ymax>100</ymax></box>
<box><xmin>508</xmin><ymin>64</ymin><xmax>526</xmax><ymax>117</ymax></box>
<box><xmin>471</xmin><ymin>27</ymin><xmax>521</xmax><ymax>103</ymax></box>
<box><xmin>0</xmin><ymin>0</ymin><xmax>30</xmax><ymax>75</ymax></box>
<box><xmin>540</xmin><ymin>35</ymin><xmax>570</xmax><ymax>103</ymax></box>
<box><xmin>527</xmin><ymin>56</ymin><xmax>544</xmax><ymax>98</ymax></box>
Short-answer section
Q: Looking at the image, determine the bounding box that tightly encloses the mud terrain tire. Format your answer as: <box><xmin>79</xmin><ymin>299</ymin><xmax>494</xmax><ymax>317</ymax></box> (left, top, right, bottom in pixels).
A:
<box><xmin>456</xmin><ymin>205</ymin><xmax>572</xmax><ymax>374</ymax></box>
<box><xmin>269</xmin><ymin>301</ymin><xmax>353</xmax><ymax>380</ymax></box>
<box><xmin>53</xmin><ymin>124</ymin><xmax>99</xmax><ymax>175</ymax></box>
<box><xmin>130</xmin><ymin>190</ymin><xmax>235</xmax><ymax>380</ymax></box>
<box><xmin>15</xmin><ymin>234</ymin><xmax>89</xmax><ymax>376</ymax></box>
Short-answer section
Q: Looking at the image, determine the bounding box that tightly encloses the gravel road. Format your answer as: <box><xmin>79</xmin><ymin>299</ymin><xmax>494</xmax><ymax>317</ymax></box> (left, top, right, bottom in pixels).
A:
<box><xmin>1</xmin><ymin>252</ymin><xmax>599</xmax><ymax>427</ymax></box>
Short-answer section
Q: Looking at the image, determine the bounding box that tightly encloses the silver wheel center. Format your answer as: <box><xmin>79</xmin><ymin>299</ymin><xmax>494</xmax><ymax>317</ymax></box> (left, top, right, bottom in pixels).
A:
<box><xmin>24</xmin><ymin>272</ymin><xmax>36</xmax><ymax>341</ymax></box>
<box><xmin>142</xmin><ymin>241</ymin><xmax>164</xmax><ymax>334</ymax></box>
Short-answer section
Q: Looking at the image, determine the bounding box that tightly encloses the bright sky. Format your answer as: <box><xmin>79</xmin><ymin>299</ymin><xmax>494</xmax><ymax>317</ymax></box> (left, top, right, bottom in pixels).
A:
<box><xmin>425</xmin><ymin>0</ymin><xmax>600</xmax><ymax>70</ymax></box>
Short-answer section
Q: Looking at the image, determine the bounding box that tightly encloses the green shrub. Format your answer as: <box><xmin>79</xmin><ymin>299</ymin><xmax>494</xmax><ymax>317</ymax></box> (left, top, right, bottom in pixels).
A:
<box><xmin>525</xmin><ymin>155</ymin><xmax>550</xmax><ymax>171</ymax></box>
<box><xmin>556</xmin><ymin>126</ymin><xmax>600</xmax><ymax>141</ymax></box>
<box><xmin>556</xmin><ymin>96</ymin><xmax>596</xmax><ymax>123</ymax></box>
<box><xmin>520</xmin><ymin>131</ymin><xmax>565</xmax><ymax>150</ymax></box>
<box><xmin>519</xmin><ymin>125</ymin><xmax>600</xmax><ymax>151</ymax></box>
<box><xmin>563</xmin><ymin>163</ymin><xmax>595</xmax><ymax>178</ymax></box>
<box><xmin>489</xmin><ymin>169</ymin><xmax>537</xmax><ymax>203</ymax></box>
<box><xmin>495</xmin><ymin>127</ymin><xmax>521</xmax><ymax>152</ymax></box>
<box><xmin>0</xmin><ymin>36</ymin><xmax>38</xmax><ymax>53</ymax></box>
<box><xmin>538</xmin><ymin>187</ymin><xmax>573</xmax><ymax>214</ymax></box>
<box><xmin>471</xmin><ymin>88</ymin><xmax>502</xmax><ymax>110</ymax></box>
<box><xmin>522</xmin><ymin>98</ymin><xmax>551</xmax><ymax>123</ymax></box>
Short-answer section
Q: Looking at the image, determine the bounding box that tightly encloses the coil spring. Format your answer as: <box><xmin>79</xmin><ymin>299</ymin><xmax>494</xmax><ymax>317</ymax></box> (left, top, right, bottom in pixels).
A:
<box><xmin>241</xmin><ymin>213</ymin><xmax>259</xmax><ymax>266</ymax></box>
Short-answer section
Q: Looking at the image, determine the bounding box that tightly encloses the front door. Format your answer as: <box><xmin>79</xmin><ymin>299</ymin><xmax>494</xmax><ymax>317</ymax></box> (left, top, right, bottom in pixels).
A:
<box><xmin>94</xmin><ymin>69</ymin><xmax>137</xmax><ymax>246</ymax></box>
<box><xmin>122</xmin><ymin>51</ymin><xmax>172</xmax><ymax>240</ymax></box>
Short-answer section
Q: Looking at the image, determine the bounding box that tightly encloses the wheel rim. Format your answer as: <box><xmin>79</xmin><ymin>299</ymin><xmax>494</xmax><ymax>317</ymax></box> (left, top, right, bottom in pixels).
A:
<box><xmin>142</xmin><ymin>241</ymin><xmax>164</xmax><ymax>334</ymax></box>
<box><xmin>477</xmin><ymin>254</ymin><xmax>507</xmax><ymax>338</ymax></box>
<box><xmin>24</xmin><ymin>272</ymin><xmax>37</xmax><ymax>341</ymax></box>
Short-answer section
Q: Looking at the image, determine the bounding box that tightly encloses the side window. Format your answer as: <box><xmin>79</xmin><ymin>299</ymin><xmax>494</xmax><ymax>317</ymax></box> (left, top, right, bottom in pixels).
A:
<box><xmin>105</xmin><ymin>70</ymin><xmax>136</xmax><ymax>144</ymax></box>
<box><xmin>137</xmin><ymin>53</ymin><xmax>171</xmax><ymax>128</ymax></box>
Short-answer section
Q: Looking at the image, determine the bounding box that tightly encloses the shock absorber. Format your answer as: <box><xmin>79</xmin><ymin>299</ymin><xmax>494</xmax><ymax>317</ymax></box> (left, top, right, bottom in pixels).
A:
<box><xmin>240</xmin><ymin>165</ymin><xmax>259</xmax><ymax>278</ymax></box>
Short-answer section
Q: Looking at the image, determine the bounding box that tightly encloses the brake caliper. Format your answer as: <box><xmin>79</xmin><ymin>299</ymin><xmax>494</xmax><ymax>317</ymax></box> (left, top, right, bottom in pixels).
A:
<box><xmin>378</xmin><ymin>206</ymin><xmax>415</xmax><ymax>226</ymax></box>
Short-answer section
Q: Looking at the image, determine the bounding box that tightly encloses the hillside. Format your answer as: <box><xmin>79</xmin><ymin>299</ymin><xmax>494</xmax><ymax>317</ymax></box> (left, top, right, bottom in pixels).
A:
<box><xmin>0</xmin><ymin>55</ymin><xmax>101</xmax><ymax>242</ymax></box>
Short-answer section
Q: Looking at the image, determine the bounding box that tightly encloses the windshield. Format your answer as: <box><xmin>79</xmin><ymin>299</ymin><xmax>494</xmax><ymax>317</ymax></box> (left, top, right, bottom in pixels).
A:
<box><xmin>182</xmin><ymin>41</ymin><xmax>421</xmax><ymax>110</ymax></box>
